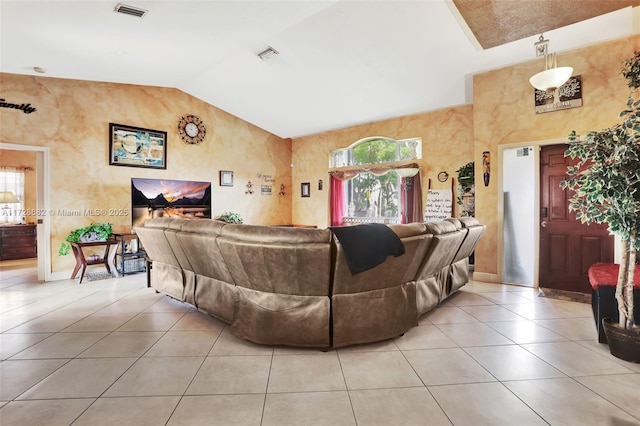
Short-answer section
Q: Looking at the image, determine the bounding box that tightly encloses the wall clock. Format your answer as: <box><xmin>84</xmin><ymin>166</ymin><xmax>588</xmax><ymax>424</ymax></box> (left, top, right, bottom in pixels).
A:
<box><xmin>178</xmin><ymin>115</ymin><xmax>206</xmax><ymax>145</ymax></box>
<box><xmin>438</xmin><ymin>171</ymin><xmax>449</xmax><ymax>182</ymax></box>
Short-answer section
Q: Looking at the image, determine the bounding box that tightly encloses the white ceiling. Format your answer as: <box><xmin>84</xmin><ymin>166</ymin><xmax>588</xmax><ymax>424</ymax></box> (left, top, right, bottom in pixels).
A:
<box><xmin>1</xmin><ymin>1</ymin><xmax>638</xmax><ymax>139</ymax></box>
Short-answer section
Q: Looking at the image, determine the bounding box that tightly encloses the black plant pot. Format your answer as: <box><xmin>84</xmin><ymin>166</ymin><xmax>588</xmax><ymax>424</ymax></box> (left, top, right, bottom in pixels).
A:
<box><xmin>602</xmin><ymin>317</ymin><xmax>640</xmax><ymax>363</ymax></box>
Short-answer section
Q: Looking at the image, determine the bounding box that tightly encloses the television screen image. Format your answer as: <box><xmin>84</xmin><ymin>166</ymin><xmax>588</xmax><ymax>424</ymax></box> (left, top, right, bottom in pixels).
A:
<box><xmin>131</xmin><ymin>178</ymin><xmax>212</xmax><ymax>228</ymax></box>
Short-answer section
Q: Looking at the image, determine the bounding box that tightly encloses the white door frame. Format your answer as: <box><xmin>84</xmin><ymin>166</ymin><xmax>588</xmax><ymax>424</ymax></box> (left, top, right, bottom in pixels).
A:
<box><xmin>497</xmin><ymin>138</ymin><xmax>566</xmax><ymax>289</ymax></box>
<box><xmin>0</xmin><ymin>143</ymin><xmax>51</xmax><ymax>281</ymax></box>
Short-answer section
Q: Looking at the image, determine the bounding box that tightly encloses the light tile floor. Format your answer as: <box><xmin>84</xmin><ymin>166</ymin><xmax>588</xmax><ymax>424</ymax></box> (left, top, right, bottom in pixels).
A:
<box><xmin>1</xmin><ymin>260</ymin><xmax>639</xmax><ymax>426</ymax></box>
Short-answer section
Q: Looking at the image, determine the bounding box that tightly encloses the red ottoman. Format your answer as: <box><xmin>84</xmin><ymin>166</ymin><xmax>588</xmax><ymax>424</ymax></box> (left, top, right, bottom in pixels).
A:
<box><xmin>588</xmin><ymin>262</ymin><xmax>640</xmax><ymax>344</ymax></box>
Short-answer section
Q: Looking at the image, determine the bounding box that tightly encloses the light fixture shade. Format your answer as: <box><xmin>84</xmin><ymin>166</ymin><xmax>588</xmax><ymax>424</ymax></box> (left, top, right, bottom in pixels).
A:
<box><xmin>396</xmin><ymin>167</ymin><xmax>420</xmax><ymax>178</ymax></box>
<box><xmin>0</xmin><ymin>191</ymin><xmax>19</xmax><ymax>203</ymax></box>
<box><xmin>529</xmin><ymin>66</ymin><xmax>573</xmax><ymax>91</ymax></box>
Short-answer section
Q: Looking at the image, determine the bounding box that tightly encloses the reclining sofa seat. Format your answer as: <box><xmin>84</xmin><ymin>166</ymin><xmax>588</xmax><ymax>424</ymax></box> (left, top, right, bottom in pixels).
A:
<box><xmin>134</xmin><ymin>218</ymin><xmax>192</xmax><ymax>302</ymax></box>
<box><xmin>414</xmin><ymin>220</ymin><xmax>466</xmax><ymax>316</ymax></box>
<box><xmin>136</xmin><ymin>217</ymin><xmax>481</xmax><ymax>348</ymax></box>
<box><xmin>174</xmin><ymin>220</ymin><xmax>235</xmax><ymax>323</ymax></box>
<box><xmin>216</xmin><ymin>224</ymin><xmax>333</xmax><ymax>348</ymax></box>
<box><xmin>445</xmin><ymin>217</ymin><xmax>486</xmax><ymax>294</ymax></box>
<box><xmin>331</xmin><ymin>222</ymin><xmax>432</xmax><ymax>347</ymax></box>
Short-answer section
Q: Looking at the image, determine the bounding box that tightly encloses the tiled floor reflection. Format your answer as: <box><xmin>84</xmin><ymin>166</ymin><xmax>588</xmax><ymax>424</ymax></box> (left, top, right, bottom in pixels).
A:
<box><xmin>1</xmin><ymin>260</ymin><xmax>639</xmax><ymax>425</ymax></box>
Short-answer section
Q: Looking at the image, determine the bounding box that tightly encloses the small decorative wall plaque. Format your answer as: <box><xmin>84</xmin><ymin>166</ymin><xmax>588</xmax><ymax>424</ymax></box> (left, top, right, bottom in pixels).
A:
<box><xmin>534</xmin><ymin>75</ymin><xmax>582</xmax><ymax>114</ymax></box>
<box><xmin>482</xmin><ymin>151</ymin><xmax>490</xmax><ymax>187</ymax></box>
<box><xmin>261</xmin><ymin>185</ymin><xmax>272</xmax><ymax>195</ymax></box>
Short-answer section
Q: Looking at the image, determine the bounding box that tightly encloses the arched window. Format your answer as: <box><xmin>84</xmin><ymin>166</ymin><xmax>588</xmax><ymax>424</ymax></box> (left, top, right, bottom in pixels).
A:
<box><xmin>329</xmin><ymin>137</ymin><xmax>422</xmax><ymax>225</ymax></box>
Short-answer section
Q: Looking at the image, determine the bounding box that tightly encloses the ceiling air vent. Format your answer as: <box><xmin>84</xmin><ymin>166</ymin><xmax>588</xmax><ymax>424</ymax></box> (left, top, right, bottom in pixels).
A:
<box><xmin>256</xmin><ymin>46</ymin><xmax>279</xmax><ymax>61</ymax></box>
<box><xmin>114</xmin><ymin>3</ymin><xmax>147</xmax><ymax>18</ymax></box>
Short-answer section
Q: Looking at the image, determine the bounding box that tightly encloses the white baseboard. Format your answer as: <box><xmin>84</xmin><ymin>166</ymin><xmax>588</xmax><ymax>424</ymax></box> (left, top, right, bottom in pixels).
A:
<box><xmin>472</xmin><ymin>271</ymin><xmax>500</xmax><ymax>283</ymax></box>
<box><xmin>50</xmin><ymin>269</ymin><xmax>74</xmax><ymax>282</ymax></box>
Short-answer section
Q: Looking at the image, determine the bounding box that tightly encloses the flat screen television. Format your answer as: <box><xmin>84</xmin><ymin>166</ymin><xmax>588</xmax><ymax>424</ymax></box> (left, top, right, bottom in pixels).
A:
<box><xmin>131</xmin><ymin>178</ymin><xmax>212</xmax><ymax>228</ymax></box>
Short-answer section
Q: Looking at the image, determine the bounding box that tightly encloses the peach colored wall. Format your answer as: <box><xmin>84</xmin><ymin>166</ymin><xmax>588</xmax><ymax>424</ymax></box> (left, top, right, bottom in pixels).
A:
<box><xmin>291</xmin><ymin>105</ymin><xmax>474</xmax><ymax>228</ymax></box>
<box><xmin>0</xmin><ymin>150</ymin><xmax>36</xmax><ymax>223</ymax></box>
<box><xmin>0</xmin><ymin>73</ymin><xmax>292</xmax><ymax>273</ymax></box>
<box><xmin>473</xmin><ymin>34</ymin><xmax>640</xmax><ymax>278</ymax></box>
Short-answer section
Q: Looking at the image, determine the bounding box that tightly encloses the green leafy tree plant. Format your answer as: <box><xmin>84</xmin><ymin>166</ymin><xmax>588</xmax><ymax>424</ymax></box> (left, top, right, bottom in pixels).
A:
<box><xmin>561</xmin><ymin>51</ymin><xmax>640</xmax><ymax>330</ymax></box>
<box><xmin>456</xmin><ymin>162</ymin><xmax>475</xmax><ymax>217</ymax></box>
<box><xmin>216</xmin><ymin>212</ymin><xmax>243</xmax><ymax>224</ymax></box>
<box><xmin>351</xmin><ymin>138</ymin><xmax>400</xmax><ymax>218</ymax></box>
<box><xmin>58</xmin><ymin>223</ymin><xmax>113</xmax><ymax>256</ymax></box>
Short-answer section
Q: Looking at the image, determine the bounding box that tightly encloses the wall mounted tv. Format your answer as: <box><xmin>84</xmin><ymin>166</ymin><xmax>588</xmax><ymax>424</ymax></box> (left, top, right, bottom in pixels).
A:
<box><xmin>131</xmin><ymin>178</ymin><xmax>212</xmax><ymax>228</ymax></box>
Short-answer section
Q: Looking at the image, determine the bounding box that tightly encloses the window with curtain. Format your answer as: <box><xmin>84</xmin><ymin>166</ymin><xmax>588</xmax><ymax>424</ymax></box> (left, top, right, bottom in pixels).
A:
<box><xmin>0</xmin><ymin>168</ymin><xmax>25</xmax><ymax>224</ymax></box>
<box><xmin>329</xmin><ymin>137</ymin><xmax>422</xmax><ymax>225</ymax></box>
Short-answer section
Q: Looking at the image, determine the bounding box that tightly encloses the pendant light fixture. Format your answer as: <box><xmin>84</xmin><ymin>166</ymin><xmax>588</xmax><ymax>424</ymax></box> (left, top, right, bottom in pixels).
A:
<box><xmin>529</xmin><ymin>34</ymin><xmax>573</xmax><ymax>92</ymax></box>
<box><xmin>395</xmin><ymin>167</ymin><xmax>420</xmax><ymax>178</ymax></box>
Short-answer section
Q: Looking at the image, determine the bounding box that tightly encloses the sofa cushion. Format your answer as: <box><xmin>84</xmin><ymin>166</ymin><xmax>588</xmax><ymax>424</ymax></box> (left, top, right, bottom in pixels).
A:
<box><xmin>221</xmin><ymin>223</ymin><xmax>331</xmax><ymax>244</ymax></box>
<box><xmin>231</xmin><ymin>287</ymin><xmax>330</xmax><ymax>347</ymax></box>
<box><xmin>332</xmin><ymin>282</ymin><xmax>417</xmax><ymax>347</ymax></box>
<box><xmin>332</xmin><ymin>225</ymin><xmax>432</xmax><ymax>294</ymax></box>
<box><xmin>150</xmin><ymin>262</ymin><xmax>183</xmax><ymax>301</ymax></box>
<box><xmin>588</xmin><ymin>263</ymin><xmax>640</xmax><ymax>290</ymax></box>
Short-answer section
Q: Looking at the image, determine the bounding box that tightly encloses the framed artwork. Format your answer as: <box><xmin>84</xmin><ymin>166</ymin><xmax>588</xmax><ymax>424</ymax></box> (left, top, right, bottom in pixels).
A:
<box><xmin>219</xmin><ymin>170</ymin><xmax>234</xmax><ymax>186</ymax></box>
<box><xmin>109</xmin><ymin>123</ymin><xmax>167</xmax><ymax>169</ymax></box>
<box><xmin>301</xmin><ymin>182</ymin><xmax>310</xmax><ymax>197</ymax></box>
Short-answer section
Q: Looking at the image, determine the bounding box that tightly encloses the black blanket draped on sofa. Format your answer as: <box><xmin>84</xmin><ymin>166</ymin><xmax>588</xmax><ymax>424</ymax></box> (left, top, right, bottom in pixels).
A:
<box><xmin>329</xmin><ymin>223</ymin><xmax>405</xmax><ymax>275</ymax></box>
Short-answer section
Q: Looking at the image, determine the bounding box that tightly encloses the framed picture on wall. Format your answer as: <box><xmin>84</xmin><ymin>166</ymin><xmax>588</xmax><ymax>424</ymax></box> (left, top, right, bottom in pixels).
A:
<box><xmin>109</xmin><ymin>123</ymin><xmax>167</xmax><ymax>169</ymax></box>
<box><xmin>219</xmin><ymin>170</ymin><xmax>234</xmax><ymax>187</ymax></box>
<box><xmin>301</xmin><ymin>182</ymin><xmax>310</xmax><ymax>197</ymax></box>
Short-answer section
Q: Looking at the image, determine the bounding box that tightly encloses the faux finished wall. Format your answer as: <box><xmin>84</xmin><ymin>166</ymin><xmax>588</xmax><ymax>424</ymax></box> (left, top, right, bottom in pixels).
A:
<box><xmin>2</xmin><ymin>34</ymin><xmax>638</xmax><ymax>280</ymax></box>
<box><xmin>472</xmin><ymin>34</ymin><xmax>640</xmax><ymax>279</ymax></box>
<box><xmin>291</xmin><ymin>105</ymin><xmax>474</xmax><ymax>227</ymax></box>
<box><xmin>0</xmin><ymin>73</ymin><xmax>292</xmax><ymax>273</ymax></box>
<box><xmin>292</xmin><ymin>34</ymin><xmax>640</xmax><ymax>283</ymax></box>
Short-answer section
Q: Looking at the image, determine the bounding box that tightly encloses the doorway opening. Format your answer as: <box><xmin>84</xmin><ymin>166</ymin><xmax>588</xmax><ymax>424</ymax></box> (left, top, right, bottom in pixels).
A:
<box><xmin>0</xmin><ymin>143</ymin><xmax>51</xmax><ymax>282</ymax></box>
<box><xmin>502</xmin><ymin>146</ymin><xmax>535</xmax><ymax>286</ymax></box>
<box><xmin>498</xmin><ymin>141</ymin><xmax>615</xmax><ymax>293</ymax></box>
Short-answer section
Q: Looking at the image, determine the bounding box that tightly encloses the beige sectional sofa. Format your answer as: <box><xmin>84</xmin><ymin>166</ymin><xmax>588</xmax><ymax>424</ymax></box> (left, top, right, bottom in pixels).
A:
<box><xmin>135</xmin><ymin>217</ymin><xmax>484</xmax><ymax>348</ymax></box>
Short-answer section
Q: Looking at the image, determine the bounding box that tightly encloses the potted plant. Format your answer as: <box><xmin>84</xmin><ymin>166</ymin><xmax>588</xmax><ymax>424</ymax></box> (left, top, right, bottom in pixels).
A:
<box><xmin>215</xmin><ymin>211</ymin><xmax>243</xmax><ymax>224</ymax></box>
<box><xmin>58</xmin><ymin>223</ymin><xmax>113</xmax><ymax>256</ymax></box>
<box><xmin>561</xmin><ymin>50</ymin><xmax>640</xmax><ymax>361</ymax></box>
<box><xmin>456</xmin><ymin>162</ymin><xmax>475</xmax><ymax>217</ymax></box>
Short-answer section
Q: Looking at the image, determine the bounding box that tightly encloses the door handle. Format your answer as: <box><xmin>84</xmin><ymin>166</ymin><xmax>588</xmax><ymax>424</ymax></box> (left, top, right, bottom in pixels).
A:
<box><xmin>541</xmin><ymin>221</ymin><xmax>548</xmax><ymax>228</ymax></box>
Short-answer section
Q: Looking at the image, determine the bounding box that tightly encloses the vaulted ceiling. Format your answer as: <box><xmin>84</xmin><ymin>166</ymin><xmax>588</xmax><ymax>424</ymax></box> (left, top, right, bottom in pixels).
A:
<box><xmin>1</xmin><ymin>1</ymin><xmax>638</xmax><ymax>138</ymax></box>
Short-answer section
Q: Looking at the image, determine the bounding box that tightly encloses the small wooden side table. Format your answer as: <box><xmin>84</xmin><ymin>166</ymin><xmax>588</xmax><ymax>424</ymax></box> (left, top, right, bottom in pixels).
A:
<box><xmin>70</xmin><ymin>240</ymin><xmax>117</xmax><ymax>283</ymax></box>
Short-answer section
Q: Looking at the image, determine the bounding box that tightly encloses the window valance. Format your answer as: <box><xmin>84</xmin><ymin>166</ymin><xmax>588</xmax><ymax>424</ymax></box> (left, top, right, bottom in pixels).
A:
<box><xmin>329</xmin><ymin>162</ymin><xmax>421</xmax><ymax>181</ymax></box>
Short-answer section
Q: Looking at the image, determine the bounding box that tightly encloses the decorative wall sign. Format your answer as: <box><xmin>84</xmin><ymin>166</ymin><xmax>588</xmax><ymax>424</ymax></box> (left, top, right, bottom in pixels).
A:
<box><xmin>0</xmin><ymin>98</ymin><xmax>37</xmax><ymax>114</ymax></box>
<box><xmin>109</xmin><ymin>123</ymin><xmax>167</xmax><ymax>169</ymax></box>
<box><xmin>534</xmin><ymin>75</ymin><xmax>582</xmax><ymax>114</ymax></box>
<box><xmin>261</xmin><ymin>185</ymin><xmax>272</xmax><ymax>195</ymax></box>
<box><xmin>256</xmin><ymin>173</ymin><xmax>275</xmax><ymax>183</ymax></box>
<box><xmin>424</xmin><ymin>189</ymin><xmax>452</xmax><ymax>222</ymax></box>
<box><xmin>219</xmin><ymin>170</ymin><xmax>233</xmax><ymax>186</ymax></box>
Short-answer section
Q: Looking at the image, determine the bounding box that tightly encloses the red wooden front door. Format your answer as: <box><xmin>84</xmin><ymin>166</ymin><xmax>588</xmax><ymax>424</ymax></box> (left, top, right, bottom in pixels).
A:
<box><xmin>539</xmin><ymin>145</ymin><xmax>614</xmax><ymax>293</ymax></box>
